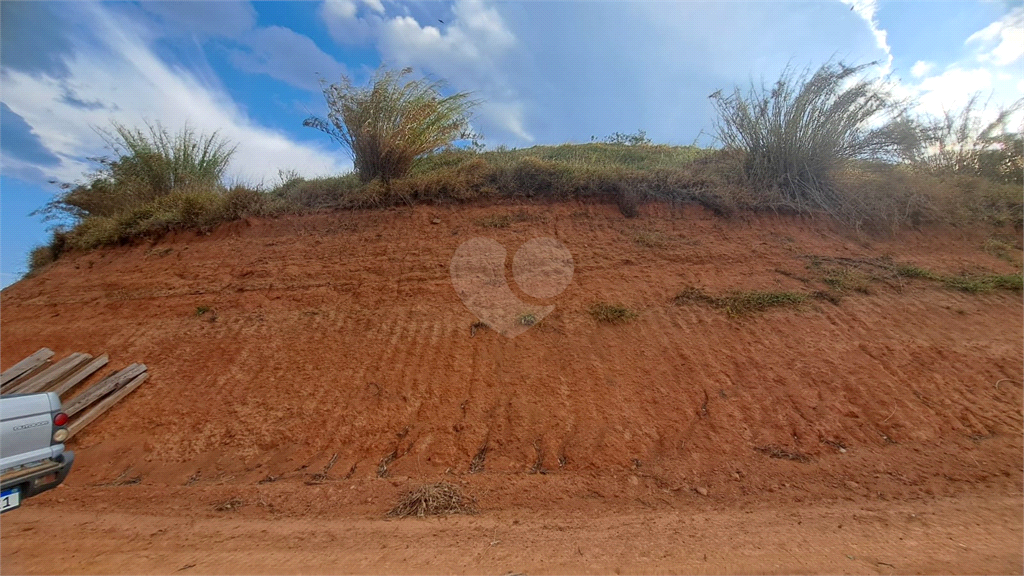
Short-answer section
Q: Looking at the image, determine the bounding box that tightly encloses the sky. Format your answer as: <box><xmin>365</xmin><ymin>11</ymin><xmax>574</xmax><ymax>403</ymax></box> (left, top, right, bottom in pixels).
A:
<box><xmin>1</xmin><ymin>0</ymin><xmax>1022</xmax><ymax>287</ymax></box>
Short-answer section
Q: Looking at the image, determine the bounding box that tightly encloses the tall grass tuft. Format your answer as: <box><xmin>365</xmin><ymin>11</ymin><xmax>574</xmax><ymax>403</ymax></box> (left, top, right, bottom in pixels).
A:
<box><xmin>709</xmin><ymin>61</ymin><xmax>919</xmax><ymax>219</ymax></box>
<box><xmin>305</xmin><ymin>66</ymin><xmax>479</xmax><ymax>183</ymax></box>
<box><xmin>25</xmin><ymin>122</ymin><xmax>291</xmax><ymax>274</ymax></box>
<box><xmin>917</xmin><ymin>94</ymin><xmax>1023</xmax><ymax>186</ymax></box>
<box><xmin>43</xmin><ymin>121</ymin><xmax>236</xmax><ymax>221</ymax></box>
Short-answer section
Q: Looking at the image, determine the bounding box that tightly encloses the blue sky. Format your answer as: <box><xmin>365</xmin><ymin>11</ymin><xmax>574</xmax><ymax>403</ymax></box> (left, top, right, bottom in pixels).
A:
<box><xmin>2</xmin><ymin>0</ymin><xmax>1023</xmax><ymax>287</ymax></box>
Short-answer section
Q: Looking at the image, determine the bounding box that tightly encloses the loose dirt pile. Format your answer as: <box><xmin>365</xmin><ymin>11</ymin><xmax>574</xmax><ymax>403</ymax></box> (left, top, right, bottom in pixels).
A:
<box><xmin>1</xmin><ymin>201</ymin><xmax>1021</xmax><ymax>573</ymax></box>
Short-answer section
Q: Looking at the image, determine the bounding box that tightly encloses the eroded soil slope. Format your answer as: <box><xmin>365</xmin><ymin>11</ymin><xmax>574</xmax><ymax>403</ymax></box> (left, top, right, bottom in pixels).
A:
<box><xmin>1</xmin><ymin>202</ymin><xmax>1021</xmax><ymax>574</ymax></box>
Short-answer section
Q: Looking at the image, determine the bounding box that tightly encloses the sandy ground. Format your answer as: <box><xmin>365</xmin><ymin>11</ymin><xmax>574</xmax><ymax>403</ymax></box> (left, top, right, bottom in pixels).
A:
<box><xmin>1</xmin><ymin>202</ymin><xmax>1021</xmax><ymax>573</ymax></box>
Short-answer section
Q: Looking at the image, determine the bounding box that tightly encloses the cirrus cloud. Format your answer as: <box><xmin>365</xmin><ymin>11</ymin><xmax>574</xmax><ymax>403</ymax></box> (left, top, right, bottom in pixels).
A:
<box><xmin>1</xmin><ymin>2</ymin><xmax>349</xmax><ymax>187</ymax></box>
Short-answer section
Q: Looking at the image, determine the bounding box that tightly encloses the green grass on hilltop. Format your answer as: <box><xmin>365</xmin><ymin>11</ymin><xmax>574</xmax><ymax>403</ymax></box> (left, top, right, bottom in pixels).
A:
<box><xmin>24</xmin><ymin>61</ymin><xmax>1024</xmax><ymax>278</ymax></box>
<box><xmin>411</xmin><ymin>143</ymin><xmax>710</xmax><ymax>174</ymax></box>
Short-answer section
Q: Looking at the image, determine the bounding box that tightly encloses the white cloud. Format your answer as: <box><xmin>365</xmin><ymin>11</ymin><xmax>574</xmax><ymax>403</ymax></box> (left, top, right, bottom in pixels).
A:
<box><xmin>841</xmin><ymin>0</ymin><xmax>893</xmax><ymax>73</ymax></box>
<box><xmin>966</xmin><ymin>6</ymin><xmax>1024</xmax><ymax>66</ymax></box>
<box><xmin>139</xmin><ymin>1</ymin><xmax>258</xmax><ymax>38</ymax></box>
<box><xmin>328</xmin><ymin>0</ymin><xmax>358</xmax><ymax>19</ymax></box>
<box><xmin>321</xmin><ymin>0</ymin><xmax>382</xmax><ymax>44</ymax></box>
<box><xmin>1</xmin><ymin>3</ymin><xmax>349</xmax><ymax>185</ymax></box>
<box><xmin>136</xmin><ymin>1</ymin><xmax>348</xmax><ymax>93</ymax></box>
<box><xmin>230</xmin><ymin>26</ymin><xmax>347</xmax><ymax>92</ymax></box>
<box><xmin>897</xmin><ymin>8</ymin><xmax>1024</xmax><ymax>126</ymax></box>
<box><xmin>362</xmin><ymin>0</ymin><xmax>385</xmax><ymax>15</ymax></box>
<box><xmin>915</xmin><ymin>68</ymin><xmax>994</xmax><ymax>115</ymax></box>
<box><xmin>320</xmin><ymin>0</ymin><xmax>529</xmax><ymax>141</ymax></box>
<box><xmin>910</xmin><ymin>60</ymin><xmax>935</xmax><ymax>78</ymax></box>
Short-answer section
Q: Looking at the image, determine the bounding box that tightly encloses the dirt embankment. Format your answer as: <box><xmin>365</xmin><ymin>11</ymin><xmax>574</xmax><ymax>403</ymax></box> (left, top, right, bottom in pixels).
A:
<box><xmin>1</xmin><ymin>202</ymin><xmax>1021</xmax><ymax>574</ymax></box>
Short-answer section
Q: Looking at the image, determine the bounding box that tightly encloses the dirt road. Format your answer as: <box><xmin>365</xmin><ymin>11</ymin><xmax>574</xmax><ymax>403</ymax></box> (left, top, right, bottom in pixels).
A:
<box><xmin>2</xmin><ymin>482</ymin><xmax>1021</xmax><ymax>574</ymax></box>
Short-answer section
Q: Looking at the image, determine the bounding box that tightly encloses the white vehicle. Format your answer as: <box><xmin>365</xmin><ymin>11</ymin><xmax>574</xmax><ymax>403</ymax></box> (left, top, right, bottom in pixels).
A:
<box><xmin>0</xmin><ymin>392</ymin><xmax>75</xmax><ymax>513</ymax></box>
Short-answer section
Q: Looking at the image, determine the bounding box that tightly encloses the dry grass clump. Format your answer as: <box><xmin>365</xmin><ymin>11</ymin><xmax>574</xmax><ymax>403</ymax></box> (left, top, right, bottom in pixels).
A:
<box><xmin>803</xmin><ymin>255</ymin><xmax>1022</xmax><ymax>296</ymax></box>
<box><xmin>51</xmin><ymin>187</ymin><xmax>287</xmax><ymax>253</ymax></box>
<box><xmin>883</xmin><ymin>261</ymin><xmax>1021</xmax><ymax>293</ymax></box>
<box><xmin>589</xmin><ymin>302</ymin><xmax>639</xmax><ymax>323</ymax></box>
<box><xmin>754</xmin><ymin>445</ymin><xmax>811</xmax><ymax>463</ymax></box>
<box><xmin>676</xmin><ymin>287</ymin><xmax>806</xmax><ymax>317</ymax></box>
<box><xmin>213</xmin><ymin>497</ymin><xmax>244</xmax><ymax>512</ymax></box>
<box><xmin>708</xmin><ymin>61</ymin><xmax>1022</xmax><ymax>231</ymax></box>
<box><xmin>820</xmin><ymin>266</ymin><xmax>872</xmax><ymax>294</ymax></box>
<box><xmin>983</xmin><ymin>237</ymin><xmax>1017</xmax><ymax>262</ymax></box>
<box><xmin>943</xmin><ymin>273</ymin><xmax>1023</xmax><ymax>293</ymax></box>
<box><xmin>387</xmin><ymin>482</ymin><xmax>475</xmax><ymax>518</ymax></box>
<box><xmin>892</xmin><ymin>263</ymin><xmax>937</xmax><ymax>279</ymax></box>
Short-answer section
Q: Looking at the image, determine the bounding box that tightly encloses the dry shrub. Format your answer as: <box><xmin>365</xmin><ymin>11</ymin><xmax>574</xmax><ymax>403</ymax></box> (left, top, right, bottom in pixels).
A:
<box><xmin>829</xmin><ymin>165</ymin><xmax>936</xmax><ymax>232</ymax></box>
<box><xmin>388</xmin><ymin>158</ymin><xmax>494</xmax><ymax>204</ymax></box>
<box><xmin>754</xmin><ymin>445</ymin><xmax>811</xmax><ymax>463</ymax></box>
<box><xmin>220</xmin><ymin>186</ymin><xmax>286</xmax><ymax>219</ymax></box>
<box><xmin>830</xmin><ymin>164</ymin><xmax>1022</xmax><ymax>231</ymax></box>
<box><xmin>387</xmin><ymin>482</ymin><xmax>474</xmax><ymax>518</ymax></box>
<box><xmin>710</xmin><ymin>61</ymin><xmax>919</xmax><ymax>220</ymax></box>
<box><xmin>44</xmin><ymin>187</ymin><xmax>290</xmax><ymax>255</ymax></box>
<box><xmin>918</xmin><ymin>94</ymin><xmax>1023</xmax><ymax>186</ymax></box>
<box><xmin>26</xmin><ymin>229</ymin><xmax>71</xmax><ymax>275</ymax></box>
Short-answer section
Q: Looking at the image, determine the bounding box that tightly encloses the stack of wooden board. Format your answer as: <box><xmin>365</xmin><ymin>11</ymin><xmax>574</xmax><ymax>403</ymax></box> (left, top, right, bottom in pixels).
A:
<box><xmin>0</xmin><ymin>348</ymin><xmax>148</xmax><ymax>440</ymax></box>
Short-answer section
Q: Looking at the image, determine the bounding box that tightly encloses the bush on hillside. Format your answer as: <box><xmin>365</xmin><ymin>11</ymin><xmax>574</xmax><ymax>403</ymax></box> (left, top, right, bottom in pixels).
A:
<box><xmin>594</xmin><ymin>130</ymin><xmax>653</xmax><ymax>146</ymax></box>
<box><xmin>304</xmin><ymin>66</ymin><xmax>479</xmax><ymax>183</ymax></box>
<box><xmin>25</xmin><ymin>123</ymin><xmax>289</xmax><ymax>274</ymax></box>
<box><xmin>709</xmin><ymin>61</ymin><xmax>921</xmax><ymax>219</ymax></box>
<box><xmin>42</xmin><ymin>121</ymin><xmax>237</xmax><ymax>221</ymax></box>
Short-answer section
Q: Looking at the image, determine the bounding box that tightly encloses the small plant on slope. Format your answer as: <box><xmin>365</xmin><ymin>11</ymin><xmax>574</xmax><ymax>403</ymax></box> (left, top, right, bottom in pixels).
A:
<box><xmin>590</xmin><ymin>302</ymin><xmax>638</xmax><ymax>323</ymax></box>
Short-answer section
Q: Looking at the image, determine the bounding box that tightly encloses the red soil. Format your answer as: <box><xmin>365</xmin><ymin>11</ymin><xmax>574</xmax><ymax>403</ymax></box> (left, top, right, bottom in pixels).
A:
<box><xmin>1</xmin><ymin>202</ymin><xmax>1021</xmax><ymax>574</ymax></box>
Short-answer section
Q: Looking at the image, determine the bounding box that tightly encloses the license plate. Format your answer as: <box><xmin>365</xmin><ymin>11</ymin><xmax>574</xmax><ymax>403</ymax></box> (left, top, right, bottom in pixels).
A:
<box><xmin>1</xmin><ymin>487</ymin><xmax>21</xmax><ymax>513</ymax></box>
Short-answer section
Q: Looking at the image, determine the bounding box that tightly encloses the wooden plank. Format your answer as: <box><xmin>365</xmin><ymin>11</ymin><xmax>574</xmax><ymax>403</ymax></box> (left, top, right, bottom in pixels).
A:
<box><xmin>10</xmin><ymin>353</ymin><xmax>91</xmax><ymax>395</ymax></box>
<box><xmin>7</xmin><ymin>353</ymin><xmax>91</xmax><ymax>395</ymax></box>
<box><xmin>48</xmin><ymin>354</ymin><xmax>109</xmax><ymax>398</ymax></box>
<box><xmin>67</xmin><ymin>372</ymin><xmax>148</xmax><ymax>440</ymax></box>
<box><xmin>64</xmin><ymin>364</ymin><xmax>146</xmax><ymax>417</ymax></box>
<box><xmin>1</xmin><ymin>348</ymin><xmax>54</xmax><ymax>388</ymax></box>
<box><xmin>1</xmin><ymin>348</ymin><xmax>54</xmax><ymax>386</ymax></box>
<box><xmin>0</xmin><ymin>361</ymin><xmax>51</xmax><ymax>394</ymax></box>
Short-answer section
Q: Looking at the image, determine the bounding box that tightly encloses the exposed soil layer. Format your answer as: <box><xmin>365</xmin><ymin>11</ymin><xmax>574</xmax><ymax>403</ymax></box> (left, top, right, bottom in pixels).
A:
<box><xmin>1</xmin><ymin>202</ymin><xmax>1021</xmax><ymax>573</ymax></box>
